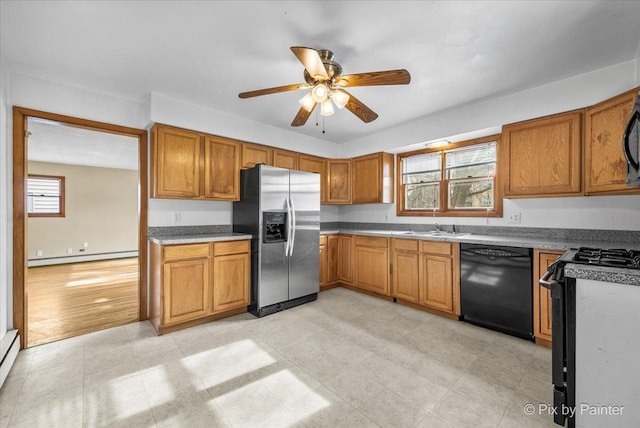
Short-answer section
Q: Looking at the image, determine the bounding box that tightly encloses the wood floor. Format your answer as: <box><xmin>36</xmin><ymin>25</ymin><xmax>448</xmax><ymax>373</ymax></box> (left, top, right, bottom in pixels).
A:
<box><xmin>27</xmin><ymin>257</ymin><xmax>139</xmax><ymax>348</ymax></box>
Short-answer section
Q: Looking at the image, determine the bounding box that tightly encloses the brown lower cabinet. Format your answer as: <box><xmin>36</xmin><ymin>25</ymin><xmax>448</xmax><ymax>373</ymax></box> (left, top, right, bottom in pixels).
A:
<box><xmin>319</xmin><ymin>234</ymin><xmax>461</xmax><ymax>319</ymax></box>
<box><xmin>392</xmin><ymin>238</ymin><xmax>461</xmax><ymax>317</ymax></box>
<box><xmin>533</xmin><ymin>248</ymin><xmax>563</xmax><ymax>347</ymax></box>
<box><xmin>150</xmin><ymin>239</ymin><xmax>250</xmax><ymax>334</ymax></box>
<box><xmin>319</xmin><ymin>235</ymin><xmax>340</xmax><ymax>289</ymax></box>
<box><xmin>353</xmin><ymin>236</ymin><xmax>390</xmax><ymax>296</ymax></box>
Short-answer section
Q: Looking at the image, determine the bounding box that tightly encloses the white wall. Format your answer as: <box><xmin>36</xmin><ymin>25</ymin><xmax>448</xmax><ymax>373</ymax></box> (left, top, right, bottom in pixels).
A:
<box><xmin>340</xmin><ymin>60</ymin><xmax>638</xmax><ymax>157</ymax></box>
<box><xmin>150</xmin><ymin>93</ymin><xmax>340</xmax><ymax>159</ymax></box>
<box><xmin>339</xmin><ymin>196</ymin><xmax>640</xmax><ymax>231</ymax></box>
<box><xmin>339</xmin><ymin>59</ymin><xmax>640</xmax><ymax>231</ymax></box>
<box><xmin>0</xmin><ymin>56</ymin><xmax>9</xmax><ymax>337</ymax></box>
<box><xmin>148</xmin><ymin>199</ymin><xmax>232</xmax><ymax>227</ymax></box>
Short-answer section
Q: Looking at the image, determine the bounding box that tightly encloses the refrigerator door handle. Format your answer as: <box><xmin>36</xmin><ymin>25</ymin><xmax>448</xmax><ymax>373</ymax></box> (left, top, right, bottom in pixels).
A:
<box><xmin>285</xmin><ymin>196</ymin><xmax>292</xmax><ymax>257</ymax></box>
<box><xmin>289</xmin><ymin>196</ymin><xmax>296</xmax><ymax>256</ymax></box>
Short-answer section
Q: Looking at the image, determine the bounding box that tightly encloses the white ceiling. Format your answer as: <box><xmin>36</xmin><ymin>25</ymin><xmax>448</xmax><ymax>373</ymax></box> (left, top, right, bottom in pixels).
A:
<box><xmin>2</xmin><ymin>1</ymin><xmax>640</xmax><ymax>145</ymax></box>
<box><xmin>27</xmin><ymin>118</ymin><xmax>139</xmax><ymax>170</ymax></box>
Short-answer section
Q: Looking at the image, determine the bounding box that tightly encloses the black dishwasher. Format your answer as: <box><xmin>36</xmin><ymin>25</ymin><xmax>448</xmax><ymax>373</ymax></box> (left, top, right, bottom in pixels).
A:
<box><xmin>460</xmin><ymin>243</ymin><xmax>533</xmax><ymax>340</ymax></box>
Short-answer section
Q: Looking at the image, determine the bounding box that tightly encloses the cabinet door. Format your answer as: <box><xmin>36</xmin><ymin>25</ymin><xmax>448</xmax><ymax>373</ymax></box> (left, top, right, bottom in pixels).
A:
<box><xmin>319</xmin><ymin>242</ymin><xmax>327</xmax><ymax>286</ymax></box>
<box><xmin>273</xmin><ymin>149</ymin><xmax>298</xmax><ymax>170</ymax></box>
<box><xmin>337</xmin><ymin>235</ymin><xmax>353</xmax><ymax>283</ymax></box>
<box><xmin>327</xmin><ymin>235</ymin><xmax>339</xmax><ymax>283</ymax></box>
<box><xmin>354</xmin><ymin>246</ymin><xmax>390</xmax><ymax>295</ymax></box>
<box><xmin>212</xmin><ymin>252</ymin><xmax>250</xmax><ymax>313</ymax></box>
<box><xmin>153</xmin><ymin>126</ymin><xmax>201</xmax><ymax>198</ymax></box>
<box><xmin>502</xmin><ymin>111</ymin><xmax>582</xmax><ymax>197</ymax></box>
<box><xmin>420</xmin><ymin>254</ymin><xmax>453</xmax><ymax>312</ymax></box>
<box><xmin>163</xmin><ymin>258</ymin><xmax>210</xmax><ymax>325</ymax></box>
<box><xmin>298</xmin><ymin>154</ymin><xmax>326</xmax><ymax>203</ymax></box>
<box><xmin>393</xmin><ymin>250</ymin><xmax>419</xmax><ymax>302</ymax></box>
<box><xmin>326</xmin><ymin>159</ymin><xmax>352</xmax><ymax>204</ymax></box>
<box><xmin>204</xmin><ymin>136</ymin><xmax>240</xmax><ymax>200</ymax></box>
<box><xmin>242</xmin><ymin>143</ymin><xmax>273</xmax><ymax>169</ymax></box>
<box><xmin>585</xmin><ymin>88</ymin><xmax>639</xmax><ymax>195</ymax></box>
<box><xmin>351</xmin><ymin>152</ymin><xmax>394</xmax><ymax>203</ymax></box>
<box><xmin>533</xmin><ymin>250</ymin><xmax>562</xmax><ymax>343</ymax></box>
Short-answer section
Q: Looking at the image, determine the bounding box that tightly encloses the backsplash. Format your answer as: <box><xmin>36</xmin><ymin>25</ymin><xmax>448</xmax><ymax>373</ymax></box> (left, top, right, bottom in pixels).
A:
<box><xmin>148</xmin><ymin>225</ymin><xmax>232</xmax><ymax>236</ymax></box>
<box><xmin>332</xmin><ymin>222</ymin><xmax>640</xmax><ymax>244</ymax></box>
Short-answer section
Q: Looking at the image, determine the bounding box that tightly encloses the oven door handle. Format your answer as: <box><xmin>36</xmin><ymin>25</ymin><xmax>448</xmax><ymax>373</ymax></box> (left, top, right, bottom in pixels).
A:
<box><xmin>539</xmin><ymin>269</ymin><xmax>554</xmax><ymax>289</ymax></box>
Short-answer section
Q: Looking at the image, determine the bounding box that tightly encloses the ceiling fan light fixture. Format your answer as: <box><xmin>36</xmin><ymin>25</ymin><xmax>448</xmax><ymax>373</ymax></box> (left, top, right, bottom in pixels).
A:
<box><xmin>299</xmin><ymin>93</ymin><xmax>315</xmax><ymax>112</ymax></box>
<box><xmin>311</xmin><ymin>83</ymin><xmax>329</xmax><ymax>103</ymax></box>
<box><xmin>320</xmin><ymin>99</ymin><xmax>335</xmax><ymax>116</ymax></box>
<box><xmin>330</xmin><ymin>90</ymin><xmax>349</xmax><ymax>109</ymax></box>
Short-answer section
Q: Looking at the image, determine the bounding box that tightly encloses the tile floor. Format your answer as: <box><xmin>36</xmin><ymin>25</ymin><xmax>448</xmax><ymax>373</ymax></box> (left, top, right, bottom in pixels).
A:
<box><xmin>0</xmin><ymin>288</ymin><xmax>556</xmax><ymax>428</ymax></box>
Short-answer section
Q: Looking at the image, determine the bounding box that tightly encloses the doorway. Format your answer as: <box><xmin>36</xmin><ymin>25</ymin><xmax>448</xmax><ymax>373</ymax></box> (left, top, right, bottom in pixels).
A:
<box><xmin>12</xmin><ymin>107</ymin><xmax>148</xmax><ymax>349</ymax></box>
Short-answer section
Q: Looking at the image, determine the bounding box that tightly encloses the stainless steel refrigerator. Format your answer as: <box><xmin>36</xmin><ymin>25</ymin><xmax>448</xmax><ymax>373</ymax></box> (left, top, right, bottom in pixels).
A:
<box><xmin>232</xmin><ymin>164</ymin><xmax>320</xmax><ymax>317</ymax></box>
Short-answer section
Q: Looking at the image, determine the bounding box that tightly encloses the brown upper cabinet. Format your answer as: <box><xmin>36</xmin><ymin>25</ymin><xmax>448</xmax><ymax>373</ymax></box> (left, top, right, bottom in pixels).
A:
<box><xmin>502</xmin><ymin>111</ymin><xmax>583</xmax><ymax>198</ymax></box>
<box><xmin>204</xmin><ymin>136</ymin><xmax>241</xmax><ymax>200</ymax></box>
<box><xmin>326</xmin><ymin>159</ymin><xmax>352</xmax><ymax>204</ymax></box>
<box><xmin>152</xmin><ymin>126</ymin><xmax>201</xmax><ymax>198</ymax></box>
<box><xmin>352</xmin><ymin>152</ymin><xmax>394</xmax><ymax>203</ymax></box>
<box><xmin>584</xmin><ymin>87</ymin><xmax>640</xmax><ymax>196</ymax></box>
<box><xmin>152</xmin><ymin>124</ymin><xmax>240</xmax><ymax>200</ymax></box>
<box><xmin>298</xmin><ymin>153</ymin><xmax>327</xmax><ymax>203</ymax></box>
<box><xmin>273</xmin><ymin>149</ymin><xmax>298</xmax><ymax>170</ymax></box>
<box><xmin>241</xmin><ymin>143</ymin><xmax>273</xmax><ymax>169</ymax></box>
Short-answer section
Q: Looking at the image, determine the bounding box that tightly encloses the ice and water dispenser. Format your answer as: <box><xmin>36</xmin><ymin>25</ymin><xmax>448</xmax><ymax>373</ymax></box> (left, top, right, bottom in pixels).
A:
<box><xmin>263</xmin><ymin>212</ymin><xmax>287</xmax><ymax>243</ymax></box>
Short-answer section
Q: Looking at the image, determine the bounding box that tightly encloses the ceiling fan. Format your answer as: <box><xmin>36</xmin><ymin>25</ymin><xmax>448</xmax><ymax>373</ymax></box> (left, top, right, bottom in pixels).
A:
<box><xmin>239</xmin><ymin>47</ymin><xmax>411</xmax><ymax>127</ymax></box>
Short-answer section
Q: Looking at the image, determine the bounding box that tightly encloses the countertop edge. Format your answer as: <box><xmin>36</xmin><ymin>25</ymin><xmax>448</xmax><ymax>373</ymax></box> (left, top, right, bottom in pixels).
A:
<box><xmin>149</xmin><ymin>233</ymin><xmax>252</xmax><ymax>244</ymax></box>
<box><xmin>565</xmin><ymin>263</ymin><xmax>640</xmax><ymax>286</ymax></box>
<box><xmin>321</xmin><ymin>229</ymin><xmax>639</xmax><ymax>252</ymax></box>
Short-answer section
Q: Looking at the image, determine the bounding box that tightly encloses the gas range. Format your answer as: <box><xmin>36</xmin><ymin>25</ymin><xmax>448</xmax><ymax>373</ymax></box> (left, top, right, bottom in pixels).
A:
<box><xmin>560</xmin><ymin>247</ymin><xmax>640</xmax><ymax>269</ymax></box>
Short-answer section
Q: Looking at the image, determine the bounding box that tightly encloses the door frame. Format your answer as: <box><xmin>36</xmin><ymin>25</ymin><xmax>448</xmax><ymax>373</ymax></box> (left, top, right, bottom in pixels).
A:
<box><xmin>12</xmin><ymin>106</ymin><xmax>148</xmax><ymax>348</ymax></box>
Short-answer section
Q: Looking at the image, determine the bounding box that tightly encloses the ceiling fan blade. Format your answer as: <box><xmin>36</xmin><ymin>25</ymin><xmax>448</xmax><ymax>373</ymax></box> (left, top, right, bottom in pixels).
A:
<box><xmin>239</xmin><ymin>83</ymin><xmax>309</xmax><ymax>99</ymax></box>
<box><xmin>340</xmin><ymin>90</ymin><xmax>378</xmax><ymax>123</ymax></box>
<box><xmin>290</xmin><ymin>47</ymin><xmax>329</xmax><ymax>80</ymax></box>
<box><xmin>334</xmin><ymin>69</ymin><xmax>411</xmax><ymax>87</ymax></box>
<box><xmin>291</xmin><ymin>103</ymin><xmax>316</xmax><ymax>126</ymax></box>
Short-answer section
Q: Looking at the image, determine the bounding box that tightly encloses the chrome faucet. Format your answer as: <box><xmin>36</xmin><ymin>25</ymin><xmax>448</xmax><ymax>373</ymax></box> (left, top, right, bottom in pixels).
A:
<box><xmin>435</xmin><ymin>223</ymin><xmax>441</xmax><ymax>232</ymax></box>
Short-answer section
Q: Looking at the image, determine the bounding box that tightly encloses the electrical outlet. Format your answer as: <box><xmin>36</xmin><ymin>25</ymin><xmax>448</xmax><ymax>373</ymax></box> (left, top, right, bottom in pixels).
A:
<box><xmin>173</xmin><ymin>212</ymin><xmax>182</xmax><ymax>224</ymax></box>
<box><xmin>83</xmin><ymin>242</ymin><xmax>89</xmax><ymax>248</ymax></box>
<box><xmin>36</xmin><ymin>250</ymin><xmax>43</xmax><ymax>257</ymax></box>
<box><xmin>508</xmin><ymin>213</ymin><xmax>521</xmax><ymax>223</ymax></box>
<box><xmin>67</xmin><ymin>248</ymin><xmax>73</xmax><ymax>255</ymax></box>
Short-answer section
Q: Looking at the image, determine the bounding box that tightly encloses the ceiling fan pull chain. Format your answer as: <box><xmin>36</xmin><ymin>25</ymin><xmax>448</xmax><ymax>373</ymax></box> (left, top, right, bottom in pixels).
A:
<box><xmin>322</xmin><ymin>116</ymin><xmax>326</xmax><ymax>134</ymax></box>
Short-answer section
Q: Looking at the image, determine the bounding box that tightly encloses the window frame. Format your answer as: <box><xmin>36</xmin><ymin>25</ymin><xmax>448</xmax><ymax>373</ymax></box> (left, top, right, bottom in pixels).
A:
<box><xmin>396</xmin><ymin>135</ymin><xmax>503</xmax><ymax>217</ymax></box>
<box><xmin>27</xmin><ymin>174</ymin><xmax>66</xmax><ymax>218</ymax></box>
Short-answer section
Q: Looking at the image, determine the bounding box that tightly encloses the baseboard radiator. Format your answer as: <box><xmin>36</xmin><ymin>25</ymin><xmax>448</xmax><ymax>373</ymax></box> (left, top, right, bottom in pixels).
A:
<box><xmin>0</xmin><ymin>330</ymin><xmax>19</xmax><ymax>388</ymax></box>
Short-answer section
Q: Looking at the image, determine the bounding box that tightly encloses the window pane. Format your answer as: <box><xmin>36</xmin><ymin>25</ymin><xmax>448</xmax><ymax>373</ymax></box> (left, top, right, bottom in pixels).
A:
<box><xmin>402</xmin><ymin>152</ymin><xmax>441</xmax><ymax>184</ymax></box>
<box><xmin>446</xmin><ymin>142</ymin><xmax>496</xmax><ymax>179</ymax></box>
<box><xmin>27</xmin><ymin>176</ymin><xmax>62</xmax><ymax>214</ymax></box>
<box><xmin>448</xmin><ymin>178</ymin><xmax>494</xmax><ymax>209</ymax></box>
<box><xmin>406</xmin><ymin>183</ymin><xmax>440</xmax><ymax>209</ymax></box>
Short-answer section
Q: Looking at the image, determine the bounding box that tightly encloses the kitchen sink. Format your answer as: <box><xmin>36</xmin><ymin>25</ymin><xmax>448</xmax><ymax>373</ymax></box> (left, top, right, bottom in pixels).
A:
<box><xmin>409</xmin><ymin>231</ymin><xmax>470</xmax><ymax>237</ymax></box>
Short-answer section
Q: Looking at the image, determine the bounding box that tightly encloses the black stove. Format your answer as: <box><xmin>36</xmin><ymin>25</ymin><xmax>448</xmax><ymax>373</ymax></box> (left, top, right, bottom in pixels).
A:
<box><xmin>562</xmin><ymin>247</ymin><xmax>640</xmax><ymax>269</ymax></box>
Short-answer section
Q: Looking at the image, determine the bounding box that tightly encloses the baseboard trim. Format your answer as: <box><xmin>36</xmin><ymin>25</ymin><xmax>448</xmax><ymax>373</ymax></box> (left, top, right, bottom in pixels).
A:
<box><xmin>0</xmin><ymin>330</ymin><xmax>20</xmax><ymax>388</ymax></box>
<box><xmin>28</xmin><ymin>250</ymin><xmax>138</xmax><ymax>267</ymax></box>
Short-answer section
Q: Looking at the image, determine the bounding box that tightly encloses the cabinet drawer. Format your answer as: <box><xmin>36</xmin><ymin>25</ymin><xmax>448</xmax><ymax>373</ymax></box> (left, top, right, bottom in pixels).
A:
<box><xmin>420</xmin><ymin>241</ymin><xmax>452</xmax><ymax>256</ymax></box>
<box><xmin>163</xmin><ymin>243</ymin><xmax>210</xmax><ymax>261</ymax></box>
<box><xmin>213</xmin><ymin>240</ymin><xmax>251</xmax><ymax>256</ymax></box>
<box><xmin>393</xmin><ymin>238</ymin><xmax>419</xmax><ymax>252</ymax></box>
<box><xmin>354</xmin><ymin>236</ymin><xmax>388</xmax><ymax>248</ymax></box>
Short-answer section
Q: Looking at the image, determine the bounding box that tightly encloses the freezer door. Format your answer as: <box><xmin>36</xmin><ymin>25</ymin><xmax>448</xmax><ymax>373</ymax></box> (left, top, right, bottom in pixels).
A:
<box><xmin>258</xmin><ymin>166</ymin><xmax>290</xmax><ymax>307</ymax></box>
<box><xmin>288</xmin><ymin>169</ymin><xmax>320</xmax><ymax>300</ymax></box>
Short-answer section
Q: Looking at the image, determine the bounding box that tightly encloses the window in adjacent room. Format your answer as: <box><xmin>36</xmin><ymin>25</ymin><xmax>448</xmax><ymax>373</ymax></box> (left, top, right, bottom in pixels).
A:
<box><xmin>397</xmin><ymin>136</ymin><xmax>502</xmax><ymax>217</ymax></box>
<box><xmin>27</xmin><ymin>174</ymin><xmax>65</xmax><ymax>217</ymax></box>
